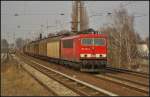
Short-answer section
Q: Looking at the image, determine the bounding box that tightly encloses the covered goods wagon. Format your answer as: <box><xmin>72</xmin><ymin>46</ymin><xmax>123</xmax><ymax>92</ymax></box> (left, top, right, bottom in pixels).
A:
<box><xmin>34</xmin><ymin>42</ymin><xmax>39</xmax><ymax>55</ymax></box>
<box><xmin>47</xmin><ymin>37</ymin><xmax>61</xmax><ymax>58</ymax></box>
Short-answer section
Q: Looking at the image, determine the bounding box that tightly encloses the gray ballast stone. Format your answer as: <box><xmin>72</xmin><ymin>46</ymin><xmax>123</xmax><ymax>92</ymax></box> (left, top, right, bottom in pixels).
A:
<box><xmin>19</xmin><ymin>58</ymin><xmax>79</xmax><ymax>96</ymax></box>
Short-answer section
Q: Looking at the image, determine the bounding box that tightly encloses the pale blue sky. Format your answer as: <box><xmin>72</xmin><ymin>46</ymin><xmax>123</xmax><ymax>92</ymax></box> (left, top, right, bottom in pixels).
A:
<box><xmin>1</xmin><ymin>1</ymin><xmax>149</xmax><ymax>44</ymax></box>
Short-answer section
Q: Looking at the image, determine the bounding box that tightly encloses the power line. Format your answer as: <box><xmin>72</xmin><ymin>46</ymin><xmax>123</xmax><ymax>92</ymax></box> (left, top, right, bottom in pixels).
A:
<box><xmin>121</xmin><ymin>1</ymin><xmax>148</xmax><ymax>7</ymax></box>
<box><xmin>134</xmin><ymin>14</ymin><xmax>148</xmax><ymax>18</ymax></box>
<box><xmin>1</xmin><ymin>13</ymin><xmax>67</xmax><ymax>16</ymax></box>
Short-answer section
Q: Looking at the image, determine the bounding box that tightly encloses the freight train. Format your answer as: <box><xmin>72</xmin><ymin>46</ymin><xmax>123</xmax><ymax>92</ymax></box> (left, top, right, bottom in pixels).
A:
<box><xmin>23</xmin><ymin>31</ymin><xmax>107</xmax><ymax>72</ymax></box>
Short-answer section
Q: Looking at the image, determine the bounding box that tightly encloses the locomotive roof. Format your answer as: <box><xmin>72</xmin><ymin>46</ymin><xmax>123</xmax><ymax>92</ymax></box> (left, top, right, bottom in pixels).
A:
<box><xmin>27</xmin><ymin>33</ymin><xmax>107</xmax><ymax>45</ymax></box>
<box><xmin>29</xmin><ymin>35</ymin><xmax>63</xmax><ymax>44</ymax></box>
<box><xmin>61</xmin><ymin>33</ymin><xmax>107</xmax><ymax>40</ymax></box>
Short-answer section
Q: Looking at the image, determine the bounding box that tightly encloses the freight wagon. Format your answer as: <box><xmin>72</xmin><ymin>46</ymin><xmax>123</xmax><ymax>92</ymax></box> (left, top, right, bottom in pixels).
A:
<box><xmin>23</xmin><ymin>33</ymin><xmax>107</xmax><ymax>72</ymax></box>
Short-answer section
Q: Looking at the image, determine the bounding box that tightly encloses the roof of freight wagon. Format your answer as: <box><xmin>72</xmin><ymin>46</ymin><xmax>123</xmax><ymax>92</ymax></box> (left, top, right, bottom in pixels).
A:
<box><xmin>61</xmin><ymin>34</ymin><xmax>80</xmax><ymax>40</ymax></box>
<box><xmin>29</xmin><ymin>35</ymin><xmax>63</xmax><ymax>43</ymax></box>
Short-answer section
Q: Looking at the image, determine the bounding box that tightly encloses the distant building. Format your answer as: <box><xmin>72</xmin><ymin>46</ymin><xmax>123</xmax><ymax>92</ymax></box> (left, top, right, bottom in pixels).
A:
<box><xmin>137</xmin><ymin>42</ymin><xmax>149</xmax><ymax>58</ymax></box>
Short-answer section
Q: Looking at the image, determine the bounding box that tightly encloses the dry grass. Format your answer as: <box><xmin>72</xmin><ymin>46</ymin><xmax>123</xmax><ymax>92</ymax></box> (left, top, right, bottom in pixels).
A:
<box><xmin>133</xmin><ymin>58</ymin><xmax>149</xmax><ymax>73</ymax></box>
<box><xmin>1</xmin><ymin>57</ymin><xmax>53</xmax><ymax>96</ymax></box>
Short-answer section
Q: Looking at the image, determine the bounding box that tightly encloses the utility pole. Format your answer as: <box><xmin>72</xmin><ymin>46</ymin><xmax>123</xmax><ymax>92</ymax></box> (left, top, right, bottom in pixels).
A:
<box><xmin>46</xmin><ymin>20</ymin><xmax>48</xmax><ymax>37</ymax></box>
<box><xmin>13</xmin><ymin>32</ymin><xmax>15</xmax><ymax>48</ymax></box>
<box><xmin>40</xmin><ymin>25</ymin><xmax>43</xmax><ymax>39</ymax></box>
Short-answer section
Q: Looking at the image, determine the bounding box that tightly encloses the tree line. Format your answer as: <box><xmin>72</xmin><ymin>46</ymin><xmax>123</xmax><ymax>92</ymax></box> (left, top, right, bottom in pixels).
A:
<box><xmin>98</xmin><ymin>6</ymin><xmax>149</xmax><ymax>70</ymax></box>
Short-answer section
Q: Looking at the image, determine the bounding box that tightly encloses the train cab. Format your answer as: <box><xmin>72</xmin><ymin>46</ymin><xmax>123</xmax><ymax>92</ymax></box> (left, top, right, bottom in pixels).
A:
<box><xmin>61</xmin><ymin>33</ymin><xmax>107</xmax><ymax>72</ymax></box>
<box><xmin>79</xmin><ymin>34</ymin><xmax>107</xmax><ymax>72</ymax></box>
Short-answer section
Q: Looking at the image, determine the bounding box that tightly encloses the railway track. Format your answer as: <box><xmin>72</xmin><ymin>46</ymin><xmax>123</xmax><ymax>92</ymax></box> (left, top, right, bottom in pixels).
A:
<box><xmin>1</xmin><ymin>53</ymin><xmax>9</xmax><ymax>64</ymax></box>
<box><xmin>98</xmin><ymin>73</ymin><xmax>149</xmax><ymax>87</ymax></box>
<box><xmin>11</xmin><ymin>54</ymin><xmax>59</xmax><ymax>96</ymax></box>
<box><xmin>17</xmin><ymin>53</ymin><xmax>149</xmax><ymax>96</ymax></box>
<box><xmin>93</xmin><ymin>68</ymin><xmax>149</xmax><ymax>94</ymax></box>
<box><xmin>14</xmin><ymin>54</ymin><xmax>117</xmax><ymax>96</ymax></box>
<box><xmin>106</xmin><ymin>67</ymin><xmax>149</xmax><ymax>79</ymax></box>
<box><xmin>29</xmin><ymin>61</ymin><xmax>117</xmax><ymax>96</ymax></box>
<box><xmin>94</xmin><ymin>74</ymin><xmax>149</xmax><ymax>94</ymax></box>
<box><xmin>21</xmin><ymin>65</ymin><xmax>59</xmax><ymax>96</ymax></box>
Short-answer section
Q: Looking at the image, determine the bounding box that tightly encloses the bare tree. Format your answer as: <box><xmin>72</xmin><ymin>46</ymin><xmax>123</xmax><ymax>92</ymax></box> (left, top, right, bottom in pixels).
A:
<box><xmin>1</xmin><ymin>39</ymin><xmax>9</xmax><ymax>53</ymax></box>
<box><xmin>100</xmin><ymin>6</ymin><xmax>139</xmax><ymax>70</ymax></box>
<box><xmin>145</xmin><ymin>36</ymin><xmax>149</xmax><ymax>48</ymax></box>
<box><xmin>56</xmin><ymin>29</ymin><xmax>70</xmax><ymax>35</ymax></box>
<box><xmin>15</xmin><ymin>38</ymin><xmax>25</xmax><ymax>49</ymax></box>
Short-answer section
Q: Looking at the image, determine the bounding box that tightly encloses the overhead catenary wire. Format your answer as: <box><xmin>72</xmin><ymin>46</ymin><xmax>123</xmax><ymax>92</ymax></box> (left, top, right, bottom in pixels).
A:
<box><xmin>2</xmin><ymin>1</ymin><xmax>148</xmax><ymax>44</ymax></box>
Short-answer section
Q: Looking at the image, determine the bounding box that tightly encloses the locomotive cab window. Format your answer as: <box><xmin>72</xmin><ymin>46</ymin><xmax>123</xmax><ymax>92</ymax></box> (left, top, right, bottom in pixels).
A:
<box><xmin>94</xmin><ymin>38</ymin><xmax>105</xmax><ymax>46</ymax></box>
<box><xmin>63</xmin><ymin>39</ymin><xmax>73</xmax><ymax>48</ymax></box>
<box><xmin>81</xmin><ymin>38</ymin><xmax>105</xmax><ymax>46</ymax></box>
<box><xmin>81</xmin><ymin>38</ymin><xmax>93</xmax><ymax>45</ymax></box>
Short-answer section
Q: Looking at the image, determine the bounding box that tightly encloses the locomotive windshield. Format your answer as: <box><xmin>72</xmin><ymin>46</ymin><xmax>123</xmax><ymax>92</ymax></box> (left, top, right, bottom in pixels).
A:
<box><xmin>81</xmin><ymin>38</ymin><xmax>93</xmax><ymax>45</ymax></box>
<box><xmin>81</xmin><ymin>38</ymin><xmax>105</xmax><ymax>46</ymax></box>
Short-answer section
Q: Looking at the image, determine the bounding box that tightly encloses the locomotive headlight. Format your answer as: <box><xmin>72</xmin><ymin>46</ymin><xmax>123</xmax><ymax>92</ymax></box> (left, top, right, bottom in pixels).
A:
<box><xmin>96</xmin><ymin>54</ymin><xmax>100</xmax><ymax>58</ymax></box>
<box><xmin>95</xmin><ymin>54</ymin><xmax>107</xmax><ymax>58</ymax></box>
<box><xmin>87</xmin><ymin>54</ymin><xmax>91</xmax><ymax>57</ymax></box>
<box><xmin>80</xmin><ymin>54</ymin><xmax>85</xmax><ymax>57</ymax></box>
<box><xmin>102</xmin><ymin>54</ymin><xmax>106</xmax><ymax>57</ymax></box>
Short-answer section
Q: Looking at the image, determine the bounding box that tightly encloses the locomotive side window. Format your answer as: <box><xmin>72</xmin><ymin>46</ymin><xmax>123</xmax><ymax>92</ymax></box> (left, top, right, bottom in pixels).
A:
<box><xmin>63</xmin><ymin>39</ymin><xmax>73</xmax><ymax>48</ymax></box>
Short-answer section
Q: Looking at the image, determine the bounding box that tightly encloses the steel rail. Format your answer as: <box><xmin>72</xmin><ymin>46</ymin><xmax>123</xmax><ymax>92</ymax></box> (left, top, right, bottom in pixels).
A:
<box><xmin>18</xmin><ymin>54</ymin><xmax>118</xmax><ymax>96</ymax></box>
<box><xmin>19</xmin><ymin>53</ymin><xmax>149</xmax><ymax>96</ymax></box>
<box><xmin>106</xmin><ymin>66</ymin><xmax>149</xmax><ymax>78</ymax></box>
<box><xmin>12</xmin><ymin>54</ymin><xmax>59</xmax><ymax>96</ymax></box>
<box><xmin>29</xmin><ymin>60</ymin><xmax>118</xmax><ymax>96</ymax></box>
<box><xmin>101</xmin><ymin>73</ymin><xmax>149</xmax><ymax>87</ymax></box>
<box><xmin>94</xmin><ymin>74</ymin><xmax>149</xmax><ymax>94</ymax></box>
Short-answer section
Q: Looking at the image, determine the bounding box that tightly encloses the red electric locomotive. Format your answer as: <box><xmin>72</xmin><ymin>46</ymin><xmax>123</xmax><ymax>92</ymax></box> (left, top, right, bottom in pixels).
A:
<box><xmin>61</xmin><ymin>33</ymin><xmax>107</xmax><ymax>72</ymax></box>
